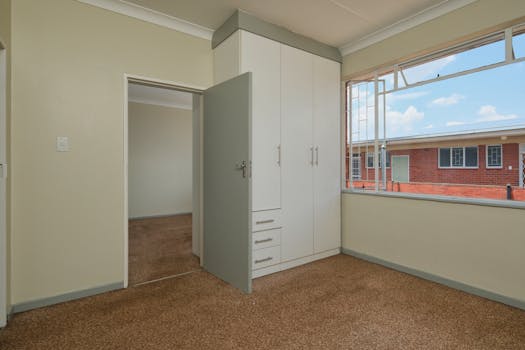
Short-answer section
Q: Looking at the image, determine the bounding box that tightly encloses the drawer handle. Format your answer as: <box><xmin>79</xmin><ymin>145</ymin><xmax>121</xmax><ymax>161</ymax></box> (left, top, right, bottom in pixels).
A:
<box><xmin>254</xmin><ymin>238</ymin><xmax>273</xmax><ymax>244</ymax></box>
<box><xmin>255</xmin><ymin>257</ymin><xmax>273</xmax><ymax>264</ymax></box>
<box><xmin>255</xmin><ymin>219</ymin><xmax>274</xmax><ymax>225</ymax></box>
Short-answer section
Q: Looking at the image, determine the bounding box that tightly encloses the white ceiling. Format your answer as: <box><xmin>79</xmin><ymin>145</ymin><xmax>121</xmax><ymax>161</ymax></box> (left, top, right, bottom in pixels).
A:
<box><xmin>128</xmin><ymin>83</ymin><xmax>193</xmax><ymax>110</ymax></box>
<box><xmin>122</xmin><ymin>0</ymin><xmax>471</xmax><ymax>49</ymax></box>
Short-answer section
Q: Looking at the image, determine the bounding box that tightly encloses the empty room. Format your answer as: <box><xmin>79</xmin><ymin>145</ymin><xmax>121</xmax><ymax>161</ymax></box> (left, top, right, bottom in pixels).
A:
<box><xmin>0</xmin><ymin>0</ymin><xmax>524</xmax><ymax>349</ymax></box>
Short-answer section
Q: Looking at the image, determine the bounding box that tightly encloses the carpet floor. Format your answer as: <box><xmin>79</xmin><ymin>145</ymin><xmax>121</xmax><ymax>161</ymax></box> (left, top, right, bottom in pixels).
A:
<box><xmin>128</xmin><ymin>214</ymin><xmax>200</xmax><ymax>285</ymax></box>
<box><xmin>1</xmin><ymin>254</ymin><xmax>524</xmax><ymax>349</ymax></box>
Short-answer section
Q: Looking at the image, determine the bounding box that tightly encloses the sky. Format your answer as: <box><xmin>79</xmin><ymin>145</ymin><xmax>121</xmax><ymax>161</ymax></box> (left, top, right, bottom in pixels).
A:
<box><xmin>351</xmin><ymin>32</ymin><xmax>525</xmax><ymax>140</ymax></box>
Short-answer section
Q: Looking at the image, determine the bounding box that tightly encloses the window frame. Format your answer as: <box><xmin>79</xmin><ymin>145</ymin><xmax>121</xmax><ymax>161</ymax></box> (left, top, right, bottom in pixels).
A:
<box><xmin>486</xmin><ymin>144</ymin><xmax>503</xmax><ymax>169</ymax></box>
<box><xmin>365</xmin><ymin>151</ymin><xmax>391</xmax><ymax>169</ymax></box>
<box><xmin>438</xmin><ymin>146</ymin><xmax>479</xmax><ymax>169</ymax></box>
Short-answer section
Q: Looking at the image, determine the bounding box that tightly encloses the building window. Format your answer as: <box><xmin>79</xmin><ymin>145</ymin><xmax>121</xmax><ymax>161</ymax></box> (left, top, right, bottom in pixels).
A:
<box><xmin>366</xmin><ymin>152</ymin><xmax>390</xmax><ymax>168</ymax></box>
<box><xmin>439</xmin><ymin>147</ymin><xmax>478</xmax><ymax>168</ymax></box>
<box><xmin>486</xmin><ymin>145</ymin><xmax>503</xmax><ymax>168</ymax></box>
<box><xmin>351</xmin><ymin>154</ymin><xmax>361</xmax><ymax>179</ymax></box>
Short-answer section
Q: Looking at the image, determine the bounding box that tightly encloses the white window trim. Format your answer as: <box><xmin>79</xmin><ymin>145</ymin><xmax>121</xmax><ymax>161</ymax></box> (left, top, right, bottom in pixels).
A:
<box><xmin>365</xmin><ymin>151</ymin><xmax>391</xmax><ymax>169</ymax></box>
<box><xmin>486</xmin><ymin>144</ymin><xmax>503</xmax><ymax>169</ymax></box>
<box><xmin>438</xmin><ymin>146</ymin><xmax>479</xmax><ymax>169</ymax></box>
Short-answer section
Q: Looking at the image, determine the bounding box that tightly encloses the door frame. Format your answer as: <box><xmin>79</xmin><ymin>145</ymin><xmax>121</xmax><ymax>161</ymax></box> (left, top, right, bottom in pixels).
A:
<box><xmin>0</xmin><ymin>45</ymin><xmax>7</xmax><ymax>327</ymax></box>
<box><xmin>391</xmin><ymin>155</ymin><xmax>410</xmax><ymax>183</ymax></box>
<box><xmin>123</xmin><ymin>74</ymin><xmax>205</xmax><ymax>288</ymax></box>
<box><xmin>518</xmin><ymin>143</ymin><xmax>525</xmax><ymax>188</ymax></box>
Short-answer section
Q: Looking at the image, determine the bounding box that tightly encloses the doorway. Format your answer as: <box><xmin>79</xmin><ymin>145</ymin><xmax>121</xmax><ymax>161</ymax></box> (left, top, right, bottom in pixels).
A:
<box><xmin>124</xmin><ymin>76</ymin><xmax>203</xmax><ymax>287</ymax></box>
<box><xmin>392</xmin><ymin>155</ymin><xmax>409</xmax><ymax>183</ymax></box>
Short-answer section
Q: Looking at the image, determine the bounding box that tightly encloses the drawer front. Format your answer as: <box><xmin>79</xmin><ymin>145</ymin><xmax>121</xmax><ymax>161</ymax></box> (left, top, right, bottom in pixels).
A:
<box><xmin>252</xmin><ymin>229</ymin><xmax>281</xmax><ymax>250</ymax></box>
<box><xmin>252</xmin><ymin>246</ymin><xmax>281</xmax><ymax>270</ymax></box>
<box><xmin>252</xmin><ymin>209</ymin><xmax>282</xmax><ymax>232</ymax></box>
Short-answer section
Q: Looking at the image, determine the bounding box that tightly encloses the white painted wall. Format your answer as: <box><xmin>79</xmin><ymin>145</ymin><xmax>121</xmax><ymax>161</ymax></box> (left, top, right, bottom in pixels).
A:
<box><xmin>128</xmin><ymin>102</ymin><xmax>192</xmax><ymax>219</ymax></box>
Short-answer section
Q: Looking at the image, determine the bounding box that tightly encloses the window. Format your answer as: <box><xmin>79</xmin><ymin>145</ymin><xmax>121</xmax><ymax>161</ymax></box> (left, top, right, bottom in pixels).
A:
<box><xmin>351</xmin><ymin>154</ymin><xmax>361</xmax><ymax>179</ymax></box>
<box><xmin>486</xmin><ymin>145</ymin><xmax>503</xmax><ymax>168</ymax></box>
<box><xmin>366</xmin><ymin>151</ymin><xmax>390</xmax><ymax>168</ymax></box>
<box><xmin>438</xmin><ymin>147</ymin><xmax>478</xmax><ymax>168</ymax></box>
<box><xmin>346</xmin><ymin>23</ymin><xmax>525</xmax><ymax>202</ymax></box>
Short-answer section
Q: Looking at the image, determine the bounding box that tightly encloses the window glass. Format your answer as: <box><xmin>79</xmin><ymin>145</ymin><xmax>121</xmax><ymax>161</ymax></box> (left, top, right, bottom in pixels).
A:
<box><xmin>351</xmin><ymin>155</ymin><xmax>361</xmax><ymax>179</ymax></box>
<box><xmin>465</xmin><ymin>147</ymin><xmax>478</xmax><ymax>167</ymax></box>
<box><xmin>513</xmin><ymin>27</ymin><xmax>525</xmax><ymax>59</ymax></box>
<box><xmin>439</xmin><ymin>148</ymin><xmax>450</xmax><ymax>167</ymax></box>
<box><xmin>402</xmin><ymin>36</ymin><xmax>504</xmax><ymax>85</ymax></box>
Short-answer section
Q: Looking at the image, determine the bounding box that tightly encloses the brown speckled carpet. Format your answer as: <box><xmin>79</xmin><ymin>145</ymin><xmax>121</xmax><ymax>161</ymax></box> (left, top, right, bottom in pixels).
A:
<box><xmin>128</xmin><ymin>214</ymin><xmax>200</xmax><ymax>285</ymax></box>
<box><xmin>1</xmin><ymin>255</ymin><xmax>524</xmax><ymax>349</ymax></box>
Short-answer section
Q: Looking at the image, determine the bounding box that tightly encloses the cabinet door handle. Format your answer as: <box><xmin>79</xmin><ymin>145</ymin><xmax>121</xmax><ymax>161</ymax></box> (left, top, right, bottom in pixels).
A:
<box><xmin>254</xmin><ymin>238</ymin><xmax>273</xmax><ymax>244</ymax></box>
<box><xmin>315</xmin><ymin>146</ymin><xmax>319</xmax><ymax>166</ymax></box>
<box><xmin>255</xmin><ymin>219</ymin><xmax>274</xmax><ymax>225</ymax></box>
<box><xmin>310</xmin><ymin>146</ymin><xmax>314</xmax><ymax>165</ymax></box>
<box><xmin>255</xmin><ymin>257</ymin><xmax>273</xmax><ymax>264</ymax></box>
<box><xmin>277</xmin><ymin>145</ymin><xmax>281</xmax><ymax>166</ymax></box>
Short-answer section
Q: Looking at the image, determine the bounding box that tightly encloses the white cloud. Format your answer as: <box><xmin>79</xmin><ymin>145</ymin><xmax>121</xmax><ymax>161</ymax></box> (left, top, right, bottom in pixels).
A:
<box><xmin>387</xmin><ymin>106</ymin><xmax>424</xmax><ymax>133</ymax></box>
<box><xmin>423</xmin><ymin>124</ymin><xmax>434</xmax><ymax>129</ymax></box>
<box><xmin>404</xmin><ymin>55</ymin><xmax>456</xmax><ymax>82</ymax></box>
<box><xmin>432</xmin><ymin>93</ymin><xmax>464</xmax><ymax>106</ymax></box>
<box><xmin>476</xmin><ymin>105</ymin><xmax>518</xmax><ymax>122</ymax></box>
<box><xmin>388</xmin><ymin>91</ymin><xmax>429</xmax><ymax>103</ymax></box>
<box><xmin>446</xmin><ymin>121</ymin><xmax>466</xmax><ymax>127</ymax></box>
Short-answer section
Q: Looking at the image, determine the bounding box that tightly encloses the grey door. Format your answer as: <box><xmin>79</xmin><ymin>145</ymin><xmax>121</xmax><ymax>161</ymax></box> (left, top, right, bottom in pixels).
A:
<box><xmin>203</xmin><ymin>73</ymin><xmax>252</xmax><ymax>293</ymax></box>
<box><xmin>392</xmin><ymin>155</ymin><xmax>409</xmax><ymax>183</ymax></box>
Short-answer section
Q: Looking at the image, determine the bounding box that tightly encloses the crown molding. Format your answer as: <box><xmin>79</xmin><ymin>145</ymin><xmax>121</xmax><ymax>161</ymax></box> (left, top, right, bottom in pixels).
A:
<box><xmin>128</xmin><ymin>97</ymin><xmax>192</xmax><ymax>110</ymax></box>
<box><xmin>77</xmin><ymin>0</ymin><xmax>213</xmax><ymax>41</ymax></box>
<box><xmin>339</xmin><ymin>0</ymin><xmax>477</xmax><ymax>56</ymax></box>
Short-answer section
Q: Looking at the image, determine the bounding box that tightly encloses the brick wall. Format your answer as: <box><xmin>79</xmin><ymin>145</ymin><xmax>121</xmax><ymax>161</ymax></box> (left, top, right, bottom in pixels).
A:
<box><xmin>350</xmin><ymin>143</ymin><xmax>520</xmax><ymax>186</ymax></box>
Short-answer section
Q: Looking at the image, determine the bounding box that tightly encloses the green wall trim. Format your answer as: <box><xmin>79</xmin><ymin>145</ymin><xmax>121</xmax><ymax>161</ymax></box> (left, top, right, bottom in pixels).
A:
<box><xmin>212</xmin><ymin>10</ymin><xmax>342</xmax><ymax>63</ymax></box>
<box><xmin>12</xmin><ymin>282</ymin><xmax>124</xmax><ymax>314</ymax></box>
<box><xmin>341</xmin><ymin>248</ymin><xmax>525</xmax><ymax>311</ymax></box>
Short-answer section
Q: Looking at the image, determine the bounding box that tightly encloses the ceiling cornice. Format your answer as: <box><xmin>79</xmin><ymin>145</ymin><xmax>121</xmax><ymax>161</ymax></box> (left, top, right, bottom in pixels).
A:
<box><xmin>77</xmin><ymin>0</ymin><xmax>214</xmax><ymax>41</ymax></box>
<box><xmin>339</xmin><ymin>0</ymin><xmax>477</xmax><ymax>56</ymax></box>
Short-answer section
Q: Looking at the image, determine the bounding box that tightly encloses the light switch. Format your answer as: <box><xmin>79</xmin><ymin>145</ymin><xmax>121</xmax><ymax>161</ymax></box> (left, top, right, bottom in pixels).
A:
<box><xmin>56</xmin><ymin>136</ymin><xmax>69</xmax><ymax>152</ymax></box>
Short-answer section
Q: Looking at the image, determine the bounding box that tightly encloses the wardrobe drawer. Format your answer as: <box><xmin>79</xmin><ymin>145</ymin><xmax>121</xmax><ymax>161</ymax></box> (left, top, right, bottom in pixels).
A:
<box><xmin>252</xmin><ymin>229</ymin><xmax>281</xmax><ymax>250</ymax></box>
<box><xmin>252</xmin><ymin>209</ymin><xmax>281</xmax><ymax>231</ymax></box>
<box><xmin>252</xmin><ymin>246</ymin><xmax>281</xmax><ymax>270</ymax></box>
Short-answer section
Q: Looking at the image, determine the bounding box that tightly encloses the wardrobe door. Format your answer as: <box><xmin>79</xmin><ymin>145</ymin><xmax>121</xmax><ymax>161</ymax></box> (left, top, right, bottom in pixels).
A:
<box><xmin>313</xmin><ymin>56</ymin><xmax>341</xmax><ymax>253</ymax></box>
<box><xmin>240</xmin><ymin>31</ymin><xmax>281</xmax><ymax>211</ymax></box>
<box><xmin>281</xmin><ymin>45</ymin><xmax>314</xmax><ymax>262</ymax></box>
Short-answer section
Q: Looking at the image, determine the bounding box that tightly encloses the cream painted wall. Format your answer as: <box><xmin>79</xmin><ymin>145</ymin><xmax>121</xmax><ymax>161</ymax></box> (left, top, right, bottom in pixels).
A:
<box><xmin>342</xmin><ymin>0</ymin><xmax>525</xmax><ymax>78</ymax></box>
<box><xmin>10</xmin><ymin>0</ymin><xmax>212</xmax><ymax>305</ymax></box>
<box><xmin>0</xmin><ymin>0</ymin><xmax>10</xmax><ymax>312</ymax></box>
<box><xmin>128</xmin><ymin>102</ymin><xmax>193</xmax><ymax>219</ymax></box>
<box><xmin>342</xmin><ymin>193</ymin><xmax>525</xmax><ymax>302</ymax></box>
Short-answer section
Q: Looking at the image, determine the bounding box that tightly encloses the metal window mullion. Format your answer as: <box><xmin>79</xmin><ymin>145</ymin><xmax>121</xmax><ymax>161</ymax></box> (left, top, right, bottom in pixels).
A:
<box><xmin>374</xmin><ymin>74</ymin><xmax>379</xmax><ymax>192</ymax></box>
<box><xmin>348</xmin><ymin>83</ymin><xmax>353</xmax><ymax>189</ymax></box>
<box><xmin>505</xmin><ymin>28</ymin><xmax>513</xmax><ymax>63</ymax></box>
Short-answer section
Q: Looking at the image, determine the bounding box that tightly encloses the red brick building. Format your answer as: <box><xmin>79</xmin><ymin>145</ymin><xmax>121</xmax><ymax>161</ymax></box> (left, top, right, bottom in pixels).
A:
<box><xmin>348</xmin><ymin>128</ymin><xmax>525</xmax><ymax>189</ymax></box>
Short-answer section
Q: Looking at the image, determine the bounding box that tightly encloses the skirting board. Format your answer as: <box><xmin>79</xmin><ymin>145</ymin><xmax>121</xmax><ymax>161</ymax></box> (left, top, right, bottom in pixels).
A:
<box><xmin>341</xmin><ymin>248</ymin><xmax>525</xmax><ymax>311</ymax></box>
<box><xmin>129</xmin><ymin>212</ymin><xmax>192</xmax><ymax>220</ymax></box>
<box><xmin>12</xmin><ymin>282</ymin><xmax>124</xmax><ymax>314</ymax></box>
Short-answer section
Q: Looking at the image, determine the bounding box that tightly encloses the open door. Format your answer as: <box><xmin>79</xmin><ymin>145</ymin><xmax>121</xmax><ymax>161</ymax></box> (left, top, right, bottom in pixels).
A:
<box><xmin>203</xmin><ymin>72</ymin><xmax>252</xmax><ymax>293</ymax></box>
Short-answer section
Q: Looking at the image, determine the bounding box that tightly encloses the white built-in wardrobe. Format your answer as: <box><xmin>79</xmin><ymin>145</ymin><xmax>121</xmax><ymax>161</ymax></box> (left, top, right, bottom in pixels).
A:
<box><xmin>213</xmin><ymin>30</ymin><xmax>341</xmax><ymax>278</ymax></box>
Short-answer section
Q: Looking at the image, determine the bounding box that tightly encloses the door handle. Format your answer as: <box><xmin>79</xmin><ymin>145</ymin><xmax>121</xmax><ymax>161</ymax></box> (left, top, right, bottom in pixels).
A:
<box><xmin>315</xmin><ymin>147</ymin><xmax>319</xmax><ymax>166</ymax></box>
<box><xmin>277</xmin><ymin>145</ymin><xmax>281</xmax><ymax>166</ymax></box>
<box><xmin>310</xmin><ymin>147</ymin><xmax>314</xmax><ymax>166</ymax></box>
<box><xmin>0</xmin><ymin>163</ymin><xmax>6</xmax><ymax>179</ymax></box>
<box><xmin>235</xmin><ymin>160</ymin><xmax>247</xmax><ymax>178</ymax></box>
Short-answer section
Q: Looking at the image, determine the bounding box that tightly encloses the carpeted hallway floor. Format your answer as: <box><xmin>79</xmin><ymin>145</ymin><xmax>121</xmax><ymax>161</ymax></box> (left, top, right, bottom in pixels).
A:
<box><xmin>1</xmin><ymin>254</ymin><xmax>524</xmax><ymax>349</ymax></box>
<box><xmin>128</xmin><ymin>214</ymin><xmax>200</xmax><ymax>285</ymax></box>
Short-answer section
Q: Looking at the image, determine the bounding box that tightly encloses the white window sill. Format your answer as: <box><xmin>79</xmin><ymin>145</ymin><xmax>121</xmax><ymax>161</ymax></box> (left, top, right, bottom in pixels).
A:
<box><xmin>342</xmin><ymin>188</ymin><xmax>525</xmax><ymax>209</ymax></box>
